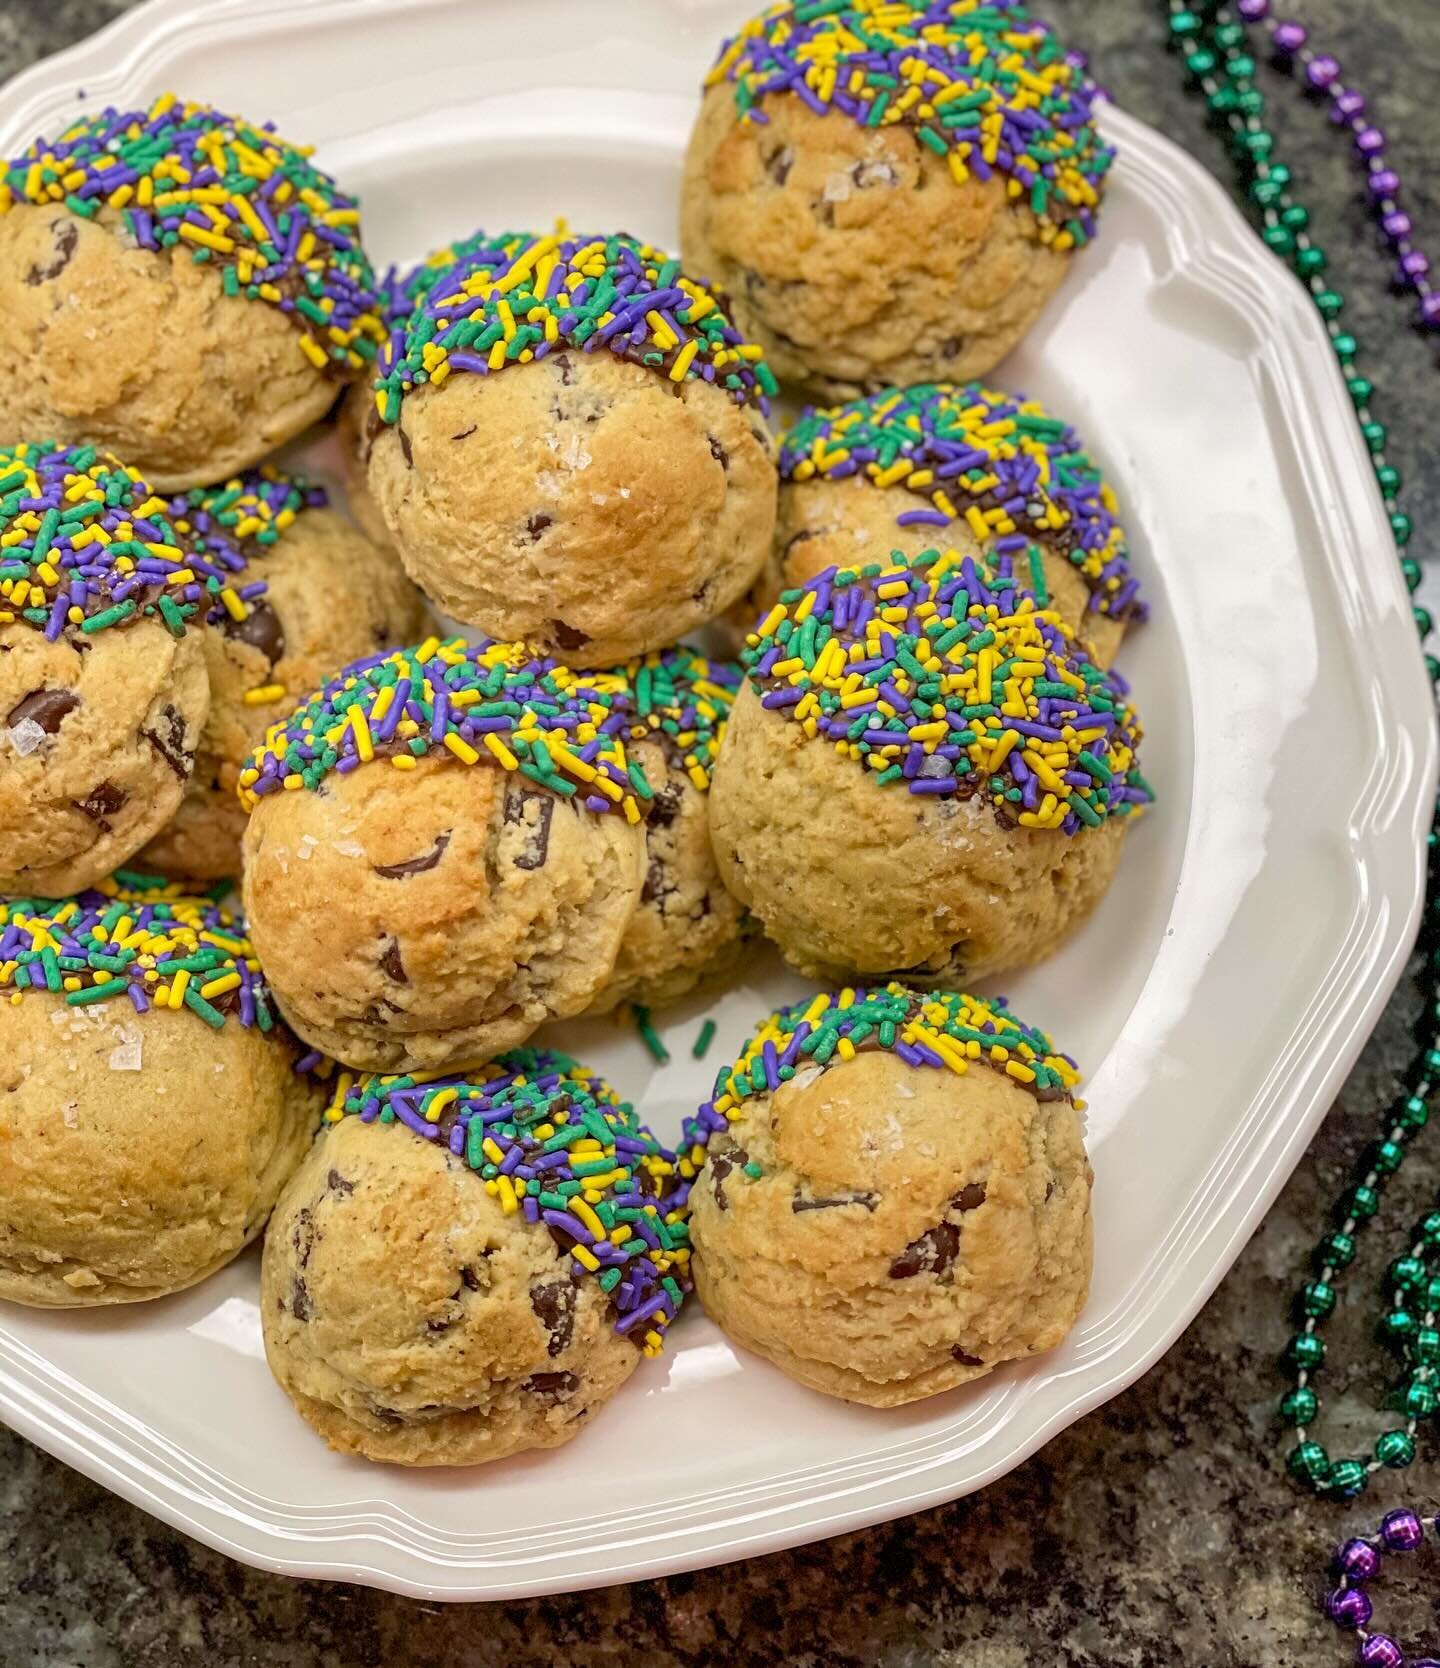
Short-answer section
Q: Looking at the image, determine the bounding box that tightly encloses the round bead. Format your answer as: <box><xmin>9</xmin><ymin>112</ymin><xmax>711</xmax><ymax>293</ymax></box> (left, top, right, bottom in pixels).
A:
<box><xmin>1381</xmin><ymin>1507</ymin><xmax>1425</xmax><ymax>1548</ymax></box>
<box><xmin>1332</xmin><ymin>89</ymin><xmax>1367</xmax><ymax>123</ymax></box>
<box><xmin>1327</xmin><ymin>1586</ymin><xmax>1372</xmax><ymax>1629</ymax></box>
<box><xmin>1376</xmin><ymin>1430</ymin><xmax>1418</xmax><ymax>1469</ymax></box>
<box><xmin>1227</xmin><ymin>53</ymin><xmax>1256</xmax><ymax>79</ymax></box>
<box><xmin>1415</xmin><ymin>606</ymin><xmax>1434</xmax><ymax>637</ymax></box>
<box><xmin>1382</xmin><ymin>211</ymin><xmax>1413</xmax><ymax>241</ymax></box>
<box><xmin>1369</xmin><ymin>169</ymin><xmax>1402</xmax><ymax>201</ymax></box>
<box><xmin>1420</xmin><ymin>293</ymin><xmax>1440</xmax><ymax>328</ymax></box>
<box><xmin>1402</xmin><ymin>560</ymin><xmax>1423</xmax><ymax>593</ymax></box>
<box><xmin>1403</xmin><ymin>1378</ymin><xmax>1437</xmax><ymax>1418</ymax></box>
<box><xmin>1390</xmin><ymin>1255</ymin><xmax>1426</xmax><ymax>1290</ymax></box>
<box><xmin>1305</xmin><ymin>55</ymin><xmax>1340</xmax><ymax>90</ymax></box>
<box><xmin>1280</xmin><ymin>1385</ymin><xmax>1319</xmax><ymax>1425</ymax></box>
<box><xmin>1271</xmin><ymin>20</ymin><xmax>1307</xmax><ymax>51</ymax></box>
<box><xmin>1288</xmin><ymin>1331</ymin><xmax>1326</xmax><ymax>1369</ymax></box>
<box><xmin>1422</xmin><ymin>1273</ymin><xmax>1440</xmax><ymax>1307</ymax></box>
<box><xmin>1315</xmin><ymin>289</ymin><xmax>1345</xmax><ymax>319</ymax></box>
<box><xmin>1235</xmin><ymin>88</ymin><xmax>1265</xmax><ymax>117</ymax></box>
<box><xmin>1300</xmin><ymin>1280</ymin><xmax>1337</xmax><ymax>1319</ymax></box>
<box><xmin>1421</xmin><ymin>1212</ymin><xmax>1440</xmax><ymax>1245</ymax></box>
<box><xmin>1373</xmin><ymin>1139</ymin><xmax>1406</xmax><ymax>1174</ymax></box>
<box><xmin>1212</xmin><ymin>20</ymin><xmax>1246</xmax><ymax>48</ymax></box>
<box><xmin>1263</xmin><ymin>225</ymin><xmax>1296</xmax><ymax>255</ymax></box>
<box><xmin>1392</xmin><ymin>513</ymin><xmax>1414</xmax><ymax>547</ymax></box>
<box><xmin>1347</xmin><ymin>375</ymin><xmax>1375</xmax><ymax>407</ymax></box>
<box><xmin>1360</xmin><ymin>1634</ymin><xmax>1405</xmax><ymax>1668</ymax></box>
<box><xmin>1355</xmin><ymin>126</ymin><xmax>1387</xmax><ymax>157</ymax></box>
<box><xmin>1338</xmin><ymin>1538</ymin><xmax>1381</xmax><ymax>1580</ymax></box>
<box><xmin>1168</xmin><ymin>9</ymin><xmax>1201</xmax><ymax>36</ymax></box>
<box><xmin>1328</xmin><ymin>1458</ymin><xmax>1369</xmax><ymax>1498</ymax></box>
<box><xmin>1208</xmin><ymin>86</ymin><xmax>1241</xmax><ymax>116</ymax></box>
<box><xmin>1236</xmin><ymin>0</ymin><xmax>1268</xmax><ymax>16</ymax></box>
<box><xmin>1400</xmin><ymin>251</ymin><xmax>1431</xmax><ymax>281</ymax></box>
<box><xmin>1287</xmin><ymin>1440</ymin><xmax>1331</xmax><ymax>1486</ymax></box>
<box><xmin>1427</xmin><ymin>655</ymin><xmax>1440</xmax><ymax>684</ymax></box>
<box><xmin>1413</xmin><ymin>1326</ymin><xmax>1440</xmax><ymax>1365</ymax></box>
<box><xmin>1321</xmin><ymin>1231</ymin><xmax>1359</xmax><ymax>1268</ymax></box>
<box><xmin>1349</xmin><ymin>1185</ymin><xmax>1382</xmax><ymax>1220</ymax></box>
<box><xmin>1185</xmin><ymin>47</ymin><xmax>1218</xmax><ymax>76</ymax></box>
<box><xmin>1360</xmin><ymin>421</ymin><xmax>1387</xmax><ymax>453</ymax></box>
<box><xmin>1294</xmin><ymin>246</ymin><xmax>1327</xmax><ymax>277</ymax></box>
<box><xmin>1280</xmin><ymin>204</ymin><xmax>1310</xmax><ymax>230</ymax></box>
<box><xmin>1377</xmin><ymin>463</ymin><xmax>1403</xmax><ymax>493</ymax></box>
<box><xmin>1379</xmin><ymin>1307</ymin><xmax>1416</xmax><ymax>1346</ymax></box>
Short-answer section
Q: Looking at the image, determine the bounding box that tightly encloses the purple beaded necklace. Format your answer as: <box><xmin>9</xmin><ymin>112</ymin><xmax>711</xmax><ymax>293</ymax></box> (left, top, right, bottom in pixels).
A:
<box><xmin>1164</xmin><ymin>3</ymin><xmax>1438</xmax><ymax>1664</ymax></box>
<box><xmin>1328</xmin><ymin>1512</ymin><xmax>1440</xmax><ymax>1668</ymax></box>
<box><xmin>1249</xmin><ymin>3</ymin><xmax>1440</xmax><ymax>332</ymax></box>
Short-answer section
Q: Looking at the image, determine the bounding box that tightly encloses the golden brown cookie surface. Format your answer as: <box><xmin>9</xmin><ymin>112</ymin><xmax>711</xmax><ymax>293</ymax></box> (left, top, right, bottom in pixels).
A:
<box><xmin>687</xmin><ymin>986</ymin><xmax>1093</xmax><ymax>1405</ymax></box>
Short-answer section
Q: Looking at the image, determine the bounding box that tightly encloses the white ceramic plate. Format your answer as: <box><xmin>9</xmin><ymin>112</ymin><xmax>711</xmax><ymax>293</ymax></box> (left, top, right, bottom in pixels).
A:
<box><xmin>0</xmin><ymin>0</ymin><xmax>1433</xmax><ymax>1602</ymax></box>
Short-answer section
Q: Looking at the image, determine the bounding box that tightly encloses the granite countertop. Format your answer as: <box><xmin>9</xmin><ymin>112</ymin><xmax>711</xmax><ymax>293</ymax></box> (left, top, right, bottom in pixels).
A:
<box><xmin>2</xmin><ymin>2</ymin><xmax>1439</xmax><ymax>1663</ymax></box>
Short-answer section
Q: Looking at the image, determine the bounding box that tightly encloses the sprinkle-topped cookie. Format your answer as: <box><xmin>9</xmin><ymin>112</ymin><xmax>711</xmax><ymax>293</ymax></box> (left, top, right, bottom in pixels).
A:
<box><xmin>238</xmin><ymin>637</ymin><xmax>649</xmax><ymax>820</ymax></box>
<box><xmin>373</xmin><ymin>229</ymin><xmax>778</xmax><ymax>422</ymax></box>
<box><xmin>0</xmin><ymin>441</ymin><xmax>207</xmax><ymax>639</ymax></box>
<box><xmin>0</xmin><ymin>870</ymin><xmax>287</xmax><ymax>1033</ymax></box>
<box><xmin>323</xmin><ymin>1048</ymin><xmax>694</xmax><ymax>1356</ymax></box>
<box><xmin>706</xmin><ymin>1</ymin><xmax>1113</xmax><ymax>247</ymax></box>
<box><xmin>0</xmin><ymin>94</ymin><xmax>385</xmax><ymax>375</ymax></box>
<box><xmin>744</xmin><ymin>547</ymin><xmax>1151</xmax><ymax>832</ymax></box>
<box><xmin>781</xmin><ymin>383</ymin><xmax>1146</xmax><ymax>624</ymax></box>
<box><xmin>685</xmin><ymin>983</ymin><xmax>1082</xmax><ymax>1153</ymax></box>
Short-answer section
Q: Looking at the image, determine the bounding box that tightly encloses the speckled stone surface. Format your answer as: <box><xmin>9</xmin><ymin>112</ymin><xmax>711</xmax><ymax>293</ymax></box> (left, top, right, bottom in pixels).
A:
<box><xmin>2</xmin><ymin>3</ymin><xmax>1438</xmax><ymax>1663</ymax></box>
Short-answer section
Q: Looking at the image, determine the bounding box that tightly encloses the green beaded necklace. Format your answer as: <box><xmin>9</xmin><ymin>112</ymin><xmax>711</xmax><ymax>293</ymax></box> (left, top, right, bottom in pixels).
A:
<box><xmin>1165</xmin><ymin>0</ymin><xmax>1437</xmax><ymax>1503</ymax></box>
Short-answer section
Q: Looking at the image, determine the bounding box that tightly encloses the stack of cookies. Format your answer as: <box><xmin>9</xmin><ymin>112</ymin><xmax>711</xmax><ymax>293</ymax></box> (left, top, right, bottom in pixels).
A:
<box><xmin>0</xmin><ymin>1</ymin><xmax>1155</xmax><ymax>1466</ymax></box>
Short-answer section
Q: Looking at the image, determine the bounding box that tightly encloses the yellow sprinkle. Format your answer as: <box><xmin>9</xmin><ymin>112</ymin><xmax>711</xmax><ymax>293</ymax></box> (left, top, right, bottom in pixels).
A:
<box><xmin>443</xmin><ymin>732</ymin><xmax>480</xmax><ymax>765</ymax></box>
<box><xmin>348</xmin><ymin>705</ymin><xmax>374</xmax><ymax>763</ymax></box>
<box><xmin>483</xmin><ymin>733</ymin><xmax>519</xmax><ymax>770</ymax></box>
<box><xmin>426</xmin><ymin>1087</ymin><xmax>459</xmax><ymax>1123</ymax></box>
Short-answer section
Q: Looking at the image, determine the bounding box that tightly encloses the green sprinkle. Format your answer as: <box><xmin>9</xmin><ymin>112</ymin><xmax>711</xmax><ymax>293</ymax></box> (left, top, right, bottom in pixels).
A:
<box><xmin>632</xmin><ymin>1004</ymin><xmax>670</xmax><ymax>1065</ymax></box>
<box><xmin>65</xmin><ymin>978</ymin><xmax>129</xmax><ymax>1006</ymax></box>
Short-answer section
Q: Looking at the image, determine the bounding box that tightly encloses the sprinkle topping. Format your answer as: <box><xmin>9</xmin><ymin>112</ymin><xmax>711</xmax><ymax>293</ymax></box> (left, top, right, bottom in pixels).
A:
<box><xmin>606</xmin><ymin>647</ymin><xmax>741</xmax><ymax>795</ymax></box>
<box><xmin>239</xmin><ymin>637</ymin><xmax>646</xmax><ymax>820</ymax></box>
<box><xmin>0</xmin><ymin>93</ymin><xmax>385</xmax><ymax>376</ymax></box>
<box><xmin>239</xmin><ymin>640</ymin><xmax>742</xmax><ymax>817</ymax></box>
<box><xmin>744</xmin><ymin>547</ymin><xmax>1151</xmax><ymax>832</ymax></box>
<box><xmin>685</xmin><ymin>983</ymin><xmax>1082</xmax><ymax>1156</ymax></box>
<box><xmin>373</xmin><ymin>229</ymin><xmax>778</xmax><ymax>422</ymax></box>
<box><xmin>0</xmin><ymin>441</ymin><xmax>207</xmax><ymax>639</ymax></box>
<box><xmin>0</xmin><ymin>871</ymin><xmax>286</xmax><ymax>1034</ymax></box>
<box><xmin>374</xmin><ymin>228</ymin><xmax>495</xmax><ymax>331</ymax></box>
<box><xmin>707</xmin><ymin>1</ymin><xmax>1113</xmax><ymax>247</ymax></box>
<box><xmin>781</xmin><ymin>382</ymin><xmax>1146</xmax><ymax>623</ymax></box>
<box><xmin>166</xmin><ymin>465</ymin><xmax>325</xmax><ymax>629</ymax></box>
<box><xmin>324</xmin><ymin>1049</ymin><xmax>694</xmax><ymax>1356</ymax></box>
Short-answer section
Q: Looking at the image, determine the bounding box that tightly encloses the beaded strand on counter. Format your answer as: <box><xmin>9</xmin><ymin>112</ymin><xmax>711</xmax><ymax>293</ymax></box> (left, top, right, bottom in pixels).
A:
<box><xmin>1167</xmin><ymin>2</ymin><xmax>1440</xmax><ymax>1661</ymax></box>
